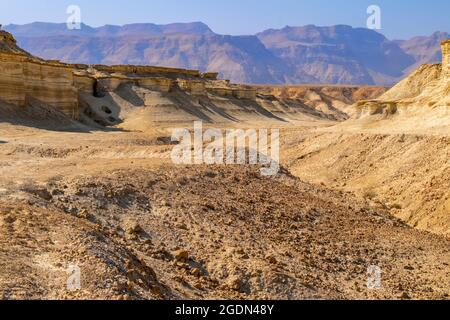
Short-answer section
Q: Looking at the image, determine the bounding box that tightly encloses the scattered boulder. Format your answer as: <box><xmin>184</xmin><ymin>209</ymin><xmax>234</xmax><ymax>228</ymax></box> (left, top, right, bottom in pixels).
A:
<box><xmin>226</xmin><ymin>275</ymin><xmax>243</xmax><ymax>292</ymax></box>
<box><xmin>122</xmin><ymin>218</ymin><xmax>143</xmax><ymax>235</ymax></box>
<box><xmin>266</xmin><ymin>255</ymin><xmax>278</xmax><ymax>265</ymax></box>
<box><xmin>172</xmin><ymin>249</ymin><xmax>189</xmax><ymax>262</ymax></box>
<box><xmin>29</xmin><ymin>188</ymin><xmax>53</xmax><ymax>201</ymax></box>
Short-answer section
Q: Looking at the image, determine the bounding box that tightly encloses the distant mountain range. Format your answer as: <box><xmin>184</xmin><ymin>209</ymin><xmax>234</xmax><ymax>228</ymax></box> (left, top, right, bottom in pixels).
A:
<box><xmin>4</xmin><ymin>22</ymin><xmax>449</xmax><ymax>85</ymax></box>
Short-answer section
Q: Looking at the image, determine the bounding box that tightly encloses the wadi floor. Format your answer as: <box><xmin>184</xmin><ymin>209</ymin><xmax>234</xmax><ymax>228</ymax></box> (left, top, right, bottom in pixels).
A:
<box><xmin>0</xmin><ymin>116</ymin><xmax>449</xmax><ymax>300</ymax></box>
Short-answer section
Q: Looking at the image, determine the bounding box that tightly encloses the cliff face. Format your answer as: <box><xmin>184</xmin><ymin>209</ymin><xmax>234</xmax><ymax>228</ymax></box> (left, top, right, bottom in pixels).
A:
<box><xmin>10</xmin><ymin>22</ymin><xmax>446</xmax><ymax>86</ymax></box>
<box><xmin>353</xmin><ymin>39</ymin><xmax>450</xmax><ymax>132</ymax></box>
<box><xmin>0</xmin><ymin>31</ymin><xmax>218</xmax><ymax>120</ymax></box>
<box><xmin>0</xmin><ymin>31</ymin><xmax>274</xmax><ymax>122</ymax></box>
<box><xmin>442</xmin><ymin>40</ymin><xmax>450</xmax><ymax>76</ymax></box>
<box><xmin>0</xmin><ymin>31</ymin><xmax>78</xmax><ymax>118</ymax></box>
<box><xmin>0</xmin><ymin>31</ymin><xmax>386</xmax><ymax>126</ymax></box>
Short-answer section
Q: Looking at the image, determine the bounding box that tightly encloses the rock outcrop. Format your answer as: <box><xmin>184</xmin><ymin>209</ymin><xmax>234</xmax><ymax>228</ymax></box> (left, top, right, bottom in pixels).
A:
<box><xmin>9</xmin><ymin>22</ymin><xmax>444</xmax><ymax>86</ymax></box>
<box><xmin>0</xmin><ymin>31</ymin><xmax>386</xmax><ymax>126</ymax></box>
<box><xmin>0</xmin><ymin>30</ymin><xmax>222</xmax><ymax>120</ymax></box>
<box><xmin>354</xmin><ymin>39</ymin><xmax>450</xmax><ymax>128</ymax></box>
<box><xmin>442</xmin><ymin>40</ymin><xmax>450</xmax><ymax>76</ymax></box>
<box><xmin>0</xmin><ymin>31</ymin><xmax>78</xmax><ymax>118</ymax></box>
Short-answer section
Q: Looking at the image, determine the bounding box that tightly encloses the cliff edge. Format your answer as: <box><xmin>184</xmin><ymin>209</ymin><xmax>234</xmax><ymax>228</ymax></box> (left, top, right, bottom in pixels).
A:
<box><xmin>352</xmin><ymin>39</ymin><xmax>450</xmax><ymax>132</ymax></box>
<box><xmin>0</xmin><ymin>31</ymin><xmax>386</xmax><ymax>129</ymax></box>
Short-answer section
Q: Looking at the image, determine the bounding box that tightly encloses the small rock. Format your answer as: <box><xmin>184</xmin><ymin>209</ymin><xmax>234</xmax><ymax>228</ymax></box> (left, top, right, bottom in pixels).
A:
<box><xmin>173</xmin><ymin>249</ymin><xmax>189</xmax><ymax>262</ymax></box>
<box><xmin>266</xmin><ymin>255</ymin><xmax>278</xmax><ymax>264</ymax></box>
<box><xmin>190</xmin><ymin>268</ymin><xmax>201</xmax><ymax>277</ymax></box>
<box><xmin>399</xmin><ymin>292</ymin><xmax>411</xmax><ymax>300</ymax></box>
<box><xmin>226</xmin><ymin>276</ymin><xmax>243</xmax><ymax>292</ymax></box>
<box><xmin>122</xmin><ymin>218</ymin><xmax>143</xmax><ymax>235</ymax></box>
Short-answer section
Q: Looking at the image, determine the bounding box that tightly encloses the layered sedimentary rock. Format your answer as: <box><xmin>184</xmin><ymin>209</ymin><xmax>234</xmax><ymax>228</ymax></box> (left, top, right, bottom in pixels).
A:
<box><xmin>0</xmin><ymin>30</ymin><xmax>385</xmax><ymax>126</ymax></box>
<box><xmin>0</xmin><ymin>31</ymin><xmax>228</xmax><ymax>119</ymax></box>
<box><xmin>0</xmin><ymin>54</ymin><xmax>25</xmax><ymax>106</ymax></box>
<box><xmin>0</xmin><ymin>31</ymin><xmax>78</xmax><ymax>118</ymax></box>
<box><xmin>442</xmin><ymin>40</ymin><xmax>450</xmax><ymax>76</ymax></box>
<box><xmin>353</xmin><ymin>39</ymin><xmax>450</xmax><ymax>130</ymax></box>
<box><xmin>176</xmin><ymin>79</ymin><xmax>206</xmax><ymax>95</ymax></box>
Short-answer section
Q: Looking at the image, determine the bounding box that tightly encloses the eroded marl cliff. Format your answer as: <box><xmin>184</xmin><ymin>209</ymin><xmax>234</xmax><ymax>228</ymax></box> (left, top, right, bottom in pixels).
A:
<box><xmin>443</xmin><ymin>40</ymin><xmax>450</xmax><ymax>76</ymax></box>
<box><xmin>353</xmin><ymin>39</ymin><xmax>450</xmax><ymax>127</ymax></box>
<box><xmin>0</xmin><ymin>31</ymin><xmax>386</xmax><ymax>127</ymax></box>
<box><xmin>0</xmin><ymin>31</ymin><xmax>78</xmax><ymax>117</ymax></box>
<box><xmin>9</xmin><ymin>22</ymin><xmax>446</xmax><ymax>86</ymax></box>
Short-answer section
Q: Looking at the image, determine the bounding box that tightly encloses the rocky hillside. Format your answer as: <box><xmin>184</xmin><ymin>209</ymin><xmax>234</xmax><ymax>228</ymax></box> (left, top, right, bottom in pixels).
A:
<box><xmin>257</xmin><ymin>25</ymin><xmax>414</xmax><ymax>85</ymax></box>
<box><xmin>396</xmin><ymin>31</ymin><xmax>450</xmax><ymax>74</ymax></box>
<box><xmin>352</xmin><ymin>40</ymin><xmax>450</xmax><ymax>133</ymax></box>
<box><xmin>5</xmin><ymin>22</ymin><xmax>448</xmax><ymax>85</ymax></box>
<box><xmin>282</xmin><ymin>40</ymin><xmax>450</xmax><ymax>239</ymax></box>
<box><xmin>0</xmin><ymin>30</ymin><xmax>387</xmax><ymax>130</ymax></box>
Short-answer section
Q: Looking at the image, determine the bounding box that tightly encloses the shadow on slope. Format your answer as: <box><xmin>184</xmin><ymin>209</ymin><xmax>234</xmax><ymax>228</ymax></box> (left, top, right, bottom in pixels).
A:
<box><xmin>0</xmin><ymin>98</ymin><xmax>124</xmax><ymax>133</ymax></box>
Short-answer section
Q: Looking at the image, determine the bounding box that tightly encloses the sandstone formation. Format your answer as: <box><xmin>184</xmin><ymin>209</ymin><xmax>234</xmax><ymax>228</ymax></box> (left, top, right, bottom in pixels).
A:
<box><xmin>0</xmin><ymin>30</ymin><xmax>387</xmax><ymax>128</ymax></box>
<box><xmin>285</xmin><ymin>40</ymin><xmax>450</xmax><ymax>237</ymax></box>
<box><xmin>353</xmin><ymin>39</ymin><xmax>450</xmax><ymax>133</ymax></box>
<box><xmin>0</xmin><ymin>31</ymin><xmax>78</xmax><ymax>118</ymax></box>
<box><xmin>8</xmin><ymin>22</ymin><xmax>447</xmax><ymax>86</ymax></box>
<box><xmin>1</xmin><ymin>29</ymin><xmax>450</xmax><ymax>302</ymax></box>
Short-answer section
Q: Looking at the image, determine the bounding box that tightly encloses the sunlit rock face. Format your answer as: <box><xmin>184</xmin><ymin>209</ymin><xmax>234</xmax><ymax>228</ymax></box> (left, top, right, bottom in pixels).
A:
<box><xmin>0</xmin><ymin>31</ymin><xmax>79</xmax><ymax>118</ymax></box>
<box><xmin>442</xmin><ymin>40</ymin><xmax>450</xmax><ymax>76</ymax></box>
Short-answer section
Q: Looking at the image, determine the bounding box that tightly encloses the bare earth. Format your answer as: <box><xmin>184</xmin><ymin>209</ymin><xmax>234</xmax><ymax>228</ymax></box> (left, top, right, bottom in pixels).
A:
<box><xmin>1</xmin><ymin>117</ymin><xmax>449</xmax><ymax>300</ymax></box>
<box><xmin>0</xmin><ymin>35</ymin><xmax>449</xmax><ymax>300</ymax></box>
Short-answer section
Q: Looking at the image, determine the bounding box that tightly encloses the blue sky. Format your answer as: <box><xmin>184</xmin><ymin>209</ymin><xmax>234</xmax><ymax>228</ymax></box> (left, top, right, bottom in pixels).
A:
<box><xmin>0</xmin><ymin>0</ymin><xmax>449</xmax><ymax>39</ymax></box>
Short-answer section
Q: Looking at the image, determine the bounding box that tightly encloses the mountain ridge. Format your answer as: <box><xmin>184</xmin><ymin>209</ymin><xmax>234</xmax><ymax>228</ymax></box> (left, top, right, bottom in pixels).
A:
<box><xmin>4</xmin><ymin>22</ymin><xmax>448</xmax><ymax>85</ymax></box>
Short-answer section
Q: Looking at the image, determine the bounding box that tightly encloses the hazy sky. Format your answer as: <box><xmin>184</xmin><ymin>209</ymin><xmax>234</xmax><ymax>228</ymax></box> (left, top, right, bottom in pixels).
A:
<box><xmin>1</xmin><ymin>0</ymin><xmax>449</xmax><ymax>39</ymax></box>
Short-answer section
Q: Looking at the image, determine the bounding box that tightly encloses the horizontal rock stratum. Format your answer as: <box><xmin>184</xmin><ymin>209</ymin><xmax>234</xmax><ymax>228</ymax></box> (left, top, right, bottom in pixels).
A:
<box><xmin>353</xmin><ymin>38</ymin><xmax>450</xmax><ymax>132</ymax></box>
<box><xmin>7</xmin><ymin>22</ymin><xmax>449</xmax><ymax>86</ymax></box>
<box><xmin>443</xmin><ymin>39</ymin><xmax>450</xmax><ymax>76</ymax></box>
<box><xmin>0</xmin><ymin>30</ymin><xmax>222</xmax><ymax>120</ymax></box>
<box><xmin>0</xmin><ymin>30</ymin><xmax>386</xmax><ymax>127</ymax></box>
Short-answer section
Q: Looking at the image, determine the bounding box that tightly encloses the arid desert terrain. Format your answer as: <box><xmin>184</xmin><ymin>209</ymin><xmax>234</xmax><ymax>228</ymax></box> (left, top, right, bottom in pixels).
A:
<box><xmin>0</xmin><ymin>31</ymin><xmax>449</xmax><ymax>300</ymax></box>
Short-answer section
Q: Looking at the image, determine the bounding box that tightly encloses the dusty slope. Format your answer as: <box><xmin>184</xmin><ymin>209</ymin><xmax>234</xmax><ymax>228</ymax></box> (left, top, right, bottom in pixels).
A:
<box><xmin>351</xmin><ymin>52</ymin><xmax>450</xmax><ymax>134</ymax></box>
<box><xmin>77</xmin><ymin>82</ymin><xmax>386</xmax><ymax>132</ymax></box>
<box><xmin>284</xmin><ymin>130</ymin><xmax>450</xmax><ymax>236</ymax></box>
<box><xmin>1</xmin><ymin>123</ymin><xmax>449</xmax><ymax>300</ymax></box>
<box><xmin>287</xmin><ymin>40</ymin><xmax>450</xmax><ymax>237</ymax></box>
